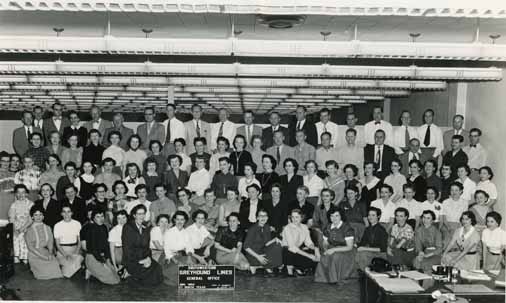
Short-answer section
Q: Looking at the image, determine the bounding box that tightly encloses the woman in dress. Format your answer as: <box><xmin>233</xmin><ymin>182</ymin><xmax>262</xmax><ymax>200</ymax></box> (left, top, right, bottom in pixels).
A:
<box><xmin>9</xmin><ymin>184</ymin><xmax>34</xmax><ymax>264</ymax></box>
<box><xmin>360</xmin><ymin>162</ymin><xmax>381</xmax><ymax>208</ymax></box>
<box><xmin>481</xmin><ymin>211</ymin><xmax>505</xmax><ymax>270</ymax></box>
<box><xmin>111</xmin><ymin>180</ymin><xmax>129</xmax><ymax>213</ymax></box>
<box><xmin>123</xmin><ymin>163</ymin><xmax>145</xmax><ymax>200</ymax></box>
<box><xmin>424</xmin><ymin>160</ymin><xmax>442</xmax><ymax>200</ymax></box>
<box><xmin>383</xmin><ymin>159</ymin><xmax>406</xmax><ymax>203</ymax></box>
<box><xmin>248</xmin><ymin>136</ymin><xmax>265</xmax><ymax>174</ymax></box>
<box><xmin>173</xmin><ymin>138</ymin><xmax>192</xmax><ymax>173</ymax></box>
<box><xmin>279</xmin><ymin>158</ymin><xmax>303</xmax><ymax>204</ymax></box>
<box><xmin>33</xmin><ymin>183</ymin><xmax>61</xmax><ymax>229</ymax></box>
<box><xmin>176</xmin><ymin>188</ymin><xmax>195</xmax><ymax>222</ymax></box>
<box><xmin>442</xmin><ymin>211</ymin><xmax>480</xmax><ymax>270</ymax></box>
<box><xmin>343</xmin><ymin>164</ymin><xmax>362</xmax><ymax>197</ymax></box>
<box><xmin>303</xmin><ymin>160</ymin><xmax>325</xmax><ymax>206</ymax></box>
<box><xmin>39</xmin><ymin>154</ymin><xmax>65</xmax><ymax>196</ymax></box>
<box><xmin>441</xmin><ymin>182</ymin><xmax>468</xmax><ymax>248</ymax></box>
<box><xmin>122</xmin><ymin>204</ymin><xmax>163</xmax><ymax>285</ymax></box>
<box><xmin>256</xmin><ymin>154</ymin><xmax>280</xmax><ymax>201</ymax></box>
<box><xmin>237</xmin><ymin>162</ymin><xmax>260</xmax><ymax>199</ymax></box>
<box><xmin>282</xmin><ymin>209</ymin><xmax>319</xmax><ymax>276</ymax></box>
<box><xmin>214</xmin><ymin>212</ymin><xmax>249</xmax><ymax>270</ymax></box>
<box><xmin>108</xmin><ymin>210</ymin><xmax>128</xmax><ymax>276</ymax></box>
<box><xmin>455</xmin><ymin>164</ymin><xmax>476</xmax><ymax>204</ymax></box>
<box><xmin>144</xmin><ymin>140</ymin><xmax>167</xmax><ymax>175</ymax></box>
<box><xmin>75</xmin><ymin>161</ymin><xmax>96</xmax><ymax>202</ymax></box>
<box><xmin>475</xmin><ymin>166</ymin><xmax>497</xmax><ymax>209</ymax></box>
<box><xmin>24</xmin><ymin>205</ymin><xmax>63</xmax><ymax>279</ymax></box>
<box><xmin>209</xmin><ymin>137</ymin><xmax>230</xmax><ymax>178</ymax></box>
<box><xmin>45</xmin><ymin>131</ymin><xmax>67</xmax><ymax>161</ymax></box>
<box><xmin>54</xmin><ymin>204</ymin><xmax>83</xmax><ymax>278</ymax></box>
<box><xmin>150</xmin><ymin>214</ymin><xmax>171</xmax><ymax>263</ymax></box>
<box><xmin>14</xmin><ymin>155</ymin><xmax>40</xmax><ymax>202</ymax></box>
<box><xmin>439</xmin><ymin>164</ymin><xmax>453</xmax><ymax>202</ymax></box>
<box><xmin>84</xmin><ymin>208</ymin><xmax>120</xmax><ymax>285</ymax></box>
<box><xmin>82</xmin><ymin>129</ymin><xmax>105</xmax><ymax>170</ymax></box>
<box><xmin>338</xmin><ymin>186</ymin><xmax>368</xmax><ymax>243</ymax></box>
<box><xmin>61</xmin><ymin>134</ymin><xmax>83</xmax><ymax>169</ymax></box>
<box><xmin>420</xmin><ymin>187</ymin><xmax>443</xmax><ymax>224</ymax></box>
<box><xmin>55</xmin><ymin>161</ymin><xmax>77</xmax><ymax>201</ymax></box>
<box><xmin>469</xmin><ymin>190</ymin><xmax>492</xmax><ymax>233</ymax></box>
<box><xmin>407</xmin><ymin>159</ymin><xmax>427</xmax><ymax>203</ymax></box>
<box><xmin>387</xmin><ymin>207</ymin><xmax>416</xmax><ymax>267</ymax></box>
<box><xmin>94</xmin><ymin>158</ymin><xmax>121</xmax><ymax>200</ymax></box>
<box><xmin>244</xmin><ymin>209</ymin><xmax>283</xmax><ymax>276</ymax></box>
<box><xmin>324</xmin><ymin>160</ymin><xmax>345</xmax><ymax>206</ymax></box>
<box><xmin>124</xmin><ymin>134</ymin><xmax>147</xmax><ymax>174</ymax></box>
<box><xmin>262</xmin><ymin>183</ymin><xmax>289</xmax><ymax>237</ymax></box>
<box><xmin>229</xmin><ymin>135</ymin><xmax>253</xmax><ymax>178</ymax></box>
<box><xmin>311</xmin><ymin>188</ymin><xmax>336</xmax><ymax>249</ymax></box>
<box><xmin>413</xmin><ymin>210</ymin><xmax>443</xmax><ymax>273</ymax></box>
<box><xmin>102</xmin><ymin>131</ymin><xmax>126</xmax><ymax>177</ymax></box>
<box><xmin>355</xmin><ymin>207</ymin><xmax>388</xmax><ymax>270</ymax></box>
<box><xmin>143</xmin><ymin>158</ymin><xmax>162</xmax><ymax>202</ymax></box>
<box><xmin>218</xmin><ymin>188</ymin><xmax>241</xmax><ymax>227</ymax></box>
<box><xmin>314</xmin><ymin>208</ymin><xmax>355</xmax><ymax>285</ymax></box>
<box><xmin>162</xmin><ymin>154</ymin><xmax>189</xmax><ymax>202</ymax></box>
<box><xmin>0</xmin><ymin>151</ymin><xmax>15</xmax><ymax>222</ymax></box>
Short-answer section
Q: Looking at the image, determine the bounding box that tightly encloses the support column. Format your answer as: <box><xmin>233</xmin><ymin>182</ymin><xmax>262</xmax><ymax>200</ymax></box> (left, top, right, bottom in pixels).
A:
<box><xmin>448</xmin><ymin>82</ymin><xmax>468</xmax><ymax>127</ymax></box>
<box><xmin>383</xmin><ymin>98</ymin><xmax>391</xmax><ymax>122</ymax></box>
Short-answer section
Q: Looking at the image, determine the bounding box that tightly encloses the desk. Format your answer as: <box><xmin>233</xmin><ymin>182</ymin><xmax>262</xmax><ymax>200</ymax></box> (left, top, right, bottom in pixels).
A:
<box><xmin>360</xmin><ymin>268</ymin><xmax>505</xmax><ymax>303</ymax></box>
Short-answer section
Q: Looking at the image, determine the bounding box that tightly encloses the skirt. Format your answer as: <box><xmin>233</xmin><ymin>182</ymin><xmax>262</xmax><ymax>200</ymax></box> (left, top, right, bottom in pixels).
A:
<box><xmin>442</xmin><ymin>251</ymin><xmax>479</xmax><ymax>270</ymax></box>
<box><xmin>215</xmin><ymin>250</ymin><xmax>249</xmax><ymax>270</ymax></box>
<box><xmin>151</xmin><ymin>249</ymin><xmax>164</xmax><ymax>264</ymax></box>
<box><xmin>162</xmin><ymin>254</ymin><xmax>195</xmax><ymax>286</ymax></box>
<box><xmin>413</xmin><ymin>254</ymin><xmax>441</xmax><ymax>273</ymax></box>
<box><xmin>113</xmin><ymin>247</ymin><xmax>123</xmax><ymax>266</ymax></box>
<box><xmin>354</xmin><ymin>251</ymin><xmax>387</xmax><ymax>271</ymax></box>
<box><xmin>388</xmin><ymin>247</ymin><xmax>416</xmax><ymax>267</ymax></box>
<box><xmin>314</xmin><ymin>249</ymin><xmax>355</xmax><ymax>283</ymax></box>
<box><xmin>126</xmin><ymin>257</ymin><xmax>164</xmax><ymax>286</ymax></box>
<box><xmin>483</xmin><ymin>250</ymin><xmax>503</xmax><ymax>270</ymax></box>
<box><xmin>282</xmin><ymin>247</ymin><xmax>316</xmax><ymax>270</ymax></box>
<box><xmin>349</xmin><ymin>222</ymin><xmax>366</xmax><ymax>244</ymax></box>
<box><xmin>56</xmin><ymin>246</ymin><xmax>84</xmax><ymax>278</ymax></box>
<box><xmin>28</xmin><ymin>249</ymin><xmax>63</xmax><ymax>280</ymax></box>
<box><xmin>85</xmin><ymin>254</ymin><xmax>120</xmax><ymax>285</ymax></box>
<box><xmin>245</xmin><ymin>242</ymin><xmax>283</xmax><ymax>268</ymax></box>
<box><xmin>442</xmin><ymin>222</ymin><xmax>460</xmax><ymax>249</ymax></box>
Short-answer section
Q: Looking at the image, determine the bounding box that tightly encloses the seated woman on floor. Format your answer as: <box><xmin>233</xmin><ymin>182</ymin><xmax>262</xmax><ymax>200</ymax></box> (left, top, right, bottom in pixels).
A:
<box><xmin>84</xmin><ymin>208</ymin><xmax>120</xmax><ymax>285</ymax></box>
<box><xmin>163</xmin><ymin>210</ymin><xmax>195</xmax><ymax>283</ymax></box>
<box><xmin>108</xmin><ymin>210</ymin><xmax>128</xmax><ymax>277</ymax></box>
<box><xmin>482</xmin><ymin>211</ymin><xmax>505</xmax><ymax>270</ymax></box>
<box><xmin>244</xmin><ymin>209</ymin><xmax>283</xmax><ymax>276</ymax></box>
<box><xmin>187</xmin><ymin>209</ymin><xmax>215</xmax><ymax>264</ymax></box>
<box><xmin>150</xmin><ymin>214</ymin><xmax>171</xmax><ymax>263</ymax></box>
<box><xmin>53</xmin><ymin>204</ymin><xmax>84</xmax><ymax>278</ymax></box>
<box><xmin>214</xmin><ymin>212</ymin><xmax>250</xmax><ymax>270</ymax></box>
<box><xmin>122</xmin><ymin>204</ymin><xmax>163</xmax><ymax>286</ymax></box>
<box><xmin>413</xmin><ymin>210</ymin><xmax>443</xmax><ymax>273</ymax></box>
<box><xmin>441</xmin><ymin>211</ymin><xmax>480</xmax><ymax>270</ymax></box>
<box><xmin>355</xmin><ymin>207</ymin><xmax>388</xmax><ymax>271</ymax></box>
<box><xmin>387</xmin><ymin>207</ymin><xmax>415</xmax><ymax>267</ymax></box>
<box><xmin>314</xmin><ymin>208</ymin><xmax>355</xmax><ymax>285</ymax></box>
<box><xmin>282</xmin><ymin>209</ymin><xmax>320</xmax><ymax>277</ymax></box>
<box><xmin>24</xmin><ymin>205</ymin><xmax>63</xmax><ymax>280</ymax></box>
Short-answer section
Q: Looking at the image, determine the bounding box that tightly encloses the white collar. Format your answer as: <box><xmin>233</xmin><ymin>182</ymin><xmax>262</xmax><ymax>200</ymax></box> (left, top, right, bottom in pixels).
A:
<box><xmin>93</xmin><ymin>118</ymin><xmax>102</xmax><ymax>124</ymax></box>
<box><xmin>331</xmin><ymin>221</ymin><xmax>343</xmax><ymax>229</ymax></box>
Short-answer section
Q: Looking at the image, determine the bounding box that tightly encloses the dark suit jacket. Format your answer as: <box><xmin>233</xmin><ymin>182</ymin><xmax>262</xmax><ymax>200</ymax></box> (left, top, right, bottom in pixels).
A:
<box><xmin>43</xmin><ymin>117</ymin><xmax>71</xmax><ymax>144</ymax></box>
<box><xmin>262</xmin><ymin>126</ymin><xmax>289</xmax><ymax>149</ymax></box>
<box><xmin>103</xmin><ymin>126</ymin><xmax>134</xmax><ymax>150</ymax></box>
<box><xmin>442</xmin><ymin>149</ymin><xmax>469</xmax><ymax>179</ymax></box>
<box><xmin>60</xmin><ymin>197</ymin><xmax>87</xmax><ymax>225</ymax></box>
<box><xmin>288</xmin><ymin>120</ymin><xmax>317</xmax><ymax>147</ymax></box>
<box><xmin>443</xmin><ymin>129</ymin><xmax>469</xmax><ymax>153</ymax></box>
<box><xmin>162</xmin><ymin>170</ymin><xmax>189</xmax><ymax>195</ymax></box>
<box><xmin>279</xmin><ymin>174</ymin><xmax>304</xmax><ymax>204</ymax></box>
<box><xmin>34</xmin><ymin>199</ymin><xmax>62</xmax><ymax>229</ymax></box>
<box><xmin>239</xmin><ymin>199</ymin><xmax>267</xmax><ymax>230</ymax></box>
<box><xmin>12</xmin><ymin>126</ymin><xmax>43</xmax><ymax>156</ymax></box>
<box><xmin>137</xmin><ymin>122</ymin><xmax>165</xmax><ymax>150</ymax></box>
<box><xmin>398</xmin><ymin>151</ymin><xmax>430</xmax><ymax>176</ymax></box>
<box><xmin>236</xmin><ymin>125</ymin><xmax>263</xmax><ymax>147</ymax></box>
<box><xmin>364</xmin><ymin>144</ymin><xmax>398</xmax><ymax>180</ymax></box>
<box><xmin>83</xmin><ymin>119</ymin><xmax>113</xmax><ymax>138</ymax></box>
<box><xmin>62</xmin><ymin>126</ymin><xmax>88</xmax><ymax>148</ymax></box>
<box><xmin>266</xmin><ymin>144</ymin><xmax>295</xmax><ymax>175</ymax></box>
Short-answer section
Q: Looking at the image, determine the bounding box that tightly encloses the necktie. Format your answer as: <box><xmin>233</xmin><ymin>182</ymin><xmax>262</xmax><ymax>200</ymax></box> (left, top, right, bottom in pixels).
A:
<box><xmin>276</xmin><ymin>146</ymin><xmax>281</xmax><ymax>163</ymax></box>
<box><xmin>375</xmin><ymin>147</ymin><xmax>381</xmax><ymax>170</ymax></box>
<box><xmin>196</xmin><ymin>120</ymin><xmax>201</xmax><ymax>137</ymax></box>
<box><xmin>166</xmin><ymin>119</ymin><xmax>171</xmax><ymax>143</ymax></box>
<box><xmin>147</xmin><ymin>123</ymin><xmax>152</xmax><ymax>137</ymax></box>
<box><xmin>323</xmin><ymin>124</ymin><xmax>327</xmax><ymax>133</ymax></box>
<box><xmin>218</xmin><ymin>122</ymin><xmax>224</xmax><ymax>137</ymax></box>
<box><xmin>412</xmin><ymin>152</ymin><xmax>418</xmax><ymax>161</ymax></box>
<box><xmin>424</xmin><ymin>125</ymin><xmax>431</xmax><ymax>147</ymax></box>
<box><xmin>374</xmin><ymin>121</ymin><xmax>380</xmax><ymax>125</ymax></box>
<box><xmin>470</xmin><ymin>144</ymin><xmax>477</xmax><ymax>148</ymax></box>
<box><xmin>26</xmin><ymin>127</ymin><xmax>31</xmax><ymax>139</ymax></box>
<box><xmin>246</xmin><ymin>126</ymin><xmax>250</xmax><ymax>145</ymax></box>
<box><xmin>404</xmin><ymin>126</ymin><xmax>410</xmax><ymax>147</ymax></box>
<box><xmin>297</xmin><ymin>121</ymin><xmax>301</xmax><ymax>131</ymax></box>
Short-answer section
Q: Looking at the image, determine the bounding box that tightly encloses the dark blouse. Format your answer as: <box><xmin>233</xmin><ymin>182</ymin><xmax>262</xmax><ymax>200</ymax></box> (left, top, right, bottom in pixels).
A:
<box><xmin>143</xmin><ymin>174</ymin><xmax>163</xmax><ymax>202</ymax></box>
<box><xmin>84</xmin><ymin>223</ymin><xmax>111</xmax><ymax>263</ymax></box>
<box><xmin>312</xmin><ymin>204</ymin><xmax>334</xmax><ymax>231</ymax></box>
<box><xmin>338</xmin><ymin>200</ymin><xmax>367</xmax><ymax>224</ymax></box>
<box><xmin>229</xmin><ymin>150</ymin><xmax>253</xmax><ymax>176</ymax></box>
<box><xmin>279</xmin><ymin>174</ymin><xmax>303</xmax><ymax>203</ymax></box>
<box><xmin>359</xmin><ymin>223</ymin><xmax>388</xmax><ymax>252</ymax></box>
<box><xmin>425</xmin><ymin>174</ymin><xmax>442</xmax><ymax>196</ymax></box>
<box><xmin>408</xmin><ymin>175</ymin><xmax>427</xmax><ymax>202</ymax></box>
<box><xmin>360</xmin><ymin>179</ymin><xmax>382</xmax><ymax>208</ymax></box>
<box><xmin>33</xmin><ymin>199</ymin><xmax>61</xmax><ymax>229</ymax></box>
<box><xmin>78</xmin><ymin>176</ymin><xmax>95</xmax><ymax>201</ymax></box>
<box><xmin>162</xmin><ymin>170</ymin><xmax>189</xmax><ymax>195</ymax></box>
<box><xmin>143</xmin><ymin>154</ymin><xmax>168</xmax><ymax>176</ymax></box>
<box><xmin>215</xmin><ymin>226</ymin><xmax>245</xmax><ymax>249</ymax></box>
<box><xmin>323</xmin><ymin>222</ymin><xmax>355</xmax><ymax>248</ymax></box>
<box><xmin>62</xmin><ymin>126</ymin><xmax>88</xmax><ymax>148</ymax></box>
<box><xmin>189</xmin><ymin>152</ymin><xmax>211</xmax><ymax>172</ymax></box>
<box><xmin>345</xmin><ymin>179</ymin><xmax>361</xmax><ymax>194</ymax></box>
<box><xmin>256</xmin><ymin>171</ymin><xmax>280</xmax><ymax>198</ymax></box>
<box><xmin>261</xmin><ymin>198</ymin><xmax>289</xmax><ymax>234</ymax></box>
<box><xmin>244</xmin><ymin>223</ymin><xmax>275</xmax><ymax>252</ymax></box>
<box><xmin>83</xmin><ymin>143</ymin><xmax>105</xmax><ymax>167</ymax></box>
<box><xmin>122</xmin><ymin>222</ymin><xmax>152</xmax><ymax>266</ymax></box>
<box><xmin>211</xmin><ymin>172</ymin><xmax>238</xmax><ymax>199</ymax></box>
<box><xmin>440</xmin><ymin>177</ymin><xmax>453</xmax><ymax>202</ymax></box>
<box><xmin>56</xmin><ymin>175</ymin><xmax>73</xmax><ymax>201</ymax></box>
<box><xmin>287</xmin><ymin>200</ymin><xmax>314</xmax><ymax>224</ymax></box>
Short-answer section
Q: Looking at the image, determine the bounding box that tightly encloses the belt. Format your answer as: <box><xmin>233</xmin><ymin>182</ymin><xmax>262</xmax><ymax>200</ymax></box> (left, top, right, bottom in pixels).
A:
<box><xmin>400</xmin><ymin>247</ymin><xmax>415</xmax><ymax>252</ymax></box>
<box><xmin>466</xmin><ymin>251</ymin><xmax>477</xmax><ymax>255</ymax></box>
<box><xmin>489</xmin><ymin>251</ymin><xmax>501</xmax><ymax>256</ymax></box>
<box><xmin>60</xmin><ymin>243</ymin><xmax>78</xmax><ymax>246</ymax></box>
<box><xmin>114</xmin><ymin>246</ymin><xmax>123</xmax><ymax>248</ymax></box>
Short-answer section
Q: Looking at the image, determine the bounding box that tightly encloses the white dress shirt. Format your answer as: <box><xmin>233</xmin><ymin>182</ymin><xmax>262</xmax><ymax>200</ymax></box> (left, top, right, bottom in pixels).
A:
<box><xmin>163</xmin><ymin>226</ymin><xmax>193</xmax><ymax>260</ymax></box>
<box><xmin>315</xmin><ymin>121</ymin><xmax>339</xmax><ymax>147</ymax></box>
<box><xmin>417</xmin><ymin>123</ymin><xmax>444</xmax><ymax>158</ymax></box>
<box><xmin>24</xmin><ymin>125</ymin><xmax>33</xmax><ymax>136</ymax></box>
<box><xmin>186</xmin><ymin>223</ymin><xmax>211</xmax><ymax>250</ymax></box>
<box><xmin>53</xmin><ymin>116</ymin><xmax>62</xmax><ymax>131</ymax></box>
<box><xmin>442</xmin><ymin>197</ymin><xmax>468</xmax><ymax>222</ymax></box>
<box><xmin>248</xmin><ymin>199</ymin><xmax>259</xmax><ymax>224</ymax></box>
<box><xmin>34</xmin><ymin>119</ymin><xmax>43</xmax><ymax>130</ymax></box>
<box><xmin>456</xmin><ymin>178</ymin><xmax>476</xmax><ymax>203</ymax></box>
<box><xmin>482</xmin><ymin>228</ymin><xmax>506</xmax><ymax>254</ymax></box>
<box><xmin>370</xmin><ymin>199</ymin><xmax>396</xmax><ymax>223</ymax></box>
<box><xmin>162</xmin><ymin>117</ymin><xmax>186</xmax><ymax>145</ymax></box>
<box><xmin>303</xmin><ymin>174</ymin><xmax>326</xmax><ymax>197</ymax></box>
<box><xmin>92</xmin><ymin>118</ymin><xmax>102</xmax><ymax>131</ymax></box>
<box><xmin>393</xmin><ymin>125</ymin><xmax>418</xmax><ymax>154</ymax></box>
<box><xmin>364</xmin><ymin>120</ymin><xmax>393</xmax><ymax>146</ymax></box>
<box><xmin>463</xmin><ymin>143</ymin><xmax>487</xmax><ymax>169</ymax></box>
<box><xmin>374</xmin><ymin>144</ymin><xmax>384</xmax><ymax>172</ymax></box>
<box><xmin>210</xmin><ymin>120</ymin><xmax>236</xmax><ymax>150</ymax></box>
<box><xmin>187</xmin><ymin>168</ymin><xmax>211</xmax><ymax>196</ymax></box>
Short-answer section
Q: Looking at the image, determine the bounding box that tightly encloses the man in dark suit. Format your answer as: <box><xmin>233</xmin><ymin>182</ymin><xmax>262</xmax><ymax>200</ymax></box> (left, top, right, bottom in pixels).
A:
<box><xmin>83</xmin><ymin>105</ymin><xmax>113</xmax><ymax>138</ymax></box>
<box><xmin>288</xmin><ymin>105</ymin><xmax>317</xmax><ymax>147</ymax></box>
<box><xmin>442</xmin><ymin>135</ymin><xmax>468</xmax><ymax>179</ymax></box>
<box><xmin>62</xmin><ymin>110</ymin><xmax>88</xmax><ymax>148</ymax></box>
<box><xmin>236</xmin><ymin>110</ymin><xmax>263</xmax><ymax>148</ymax></box>
<box><xmin>398</xmin><ymin>138</ymin><xmax>430</xmax><ymax>176</ymax></box>
<box><xmin>262</xmin><ymin>111</ymin><xmax>288</xmax><ymax>149</ymax></box>
<box><xmin>12</xmin><ymin>110</ymin><xmax>43</xmax><ymax>157</ymax></box>
<box><xmin>103</xmin><ymin>113</ymin><xmax>134</xmax><ymax>150</ymax></box>
<box><xmin>137</xmin><ymin>107</ymin><xmax>165</xmax><ymax>150</ymax></box>
<box><xmin>364</xmin><ymin>130</ymin><xmax>398</xmax><ymax>180</ymax></box>
<box><xmin>443</xmin><ymin>114</ymin><xmax>469</xmax><ymax>154</ymax></box>
<box><xmin>43</xmin><ymin>102</ymin><xmax>71</xmax><ymax>145</ymax></box>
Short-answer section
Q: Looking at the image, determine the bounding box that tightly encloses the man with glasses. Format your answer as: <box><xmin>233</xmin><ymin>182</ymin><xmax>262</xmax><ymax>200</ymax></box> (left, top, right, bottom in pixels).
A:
<box><xmin>137</xmin><ymin>107</ymin><xmax>165</xmax><ymax>150</ymax></box>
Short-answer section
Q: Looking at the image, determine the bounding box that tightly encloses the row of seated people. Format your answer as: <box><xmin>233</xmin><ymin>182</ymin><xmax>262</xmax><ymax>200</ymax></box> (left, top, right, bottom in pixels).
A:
<box><xmin>7</xmin><ymin>176</ymin><xmax>505</xmax><ymax>286</ymax></box>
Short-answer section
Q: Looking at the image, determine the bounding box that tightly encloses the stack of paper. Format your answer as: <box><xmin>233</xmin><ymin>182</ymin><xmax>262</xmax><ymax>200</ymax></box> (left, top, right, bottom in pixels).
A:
<box><xmin>400</xmin><ymin>271</ymin><xmax>432</xmax><ymax>281</ymax></box>
<box><xmin>375</xmin><ymin>277</ymin><xmax>425</xmax><ymax>293</ymax></box>
<box><xmin>460</xmin><ymin>270</ymin><xmax>492</xmax><ymax>281</ymax></box>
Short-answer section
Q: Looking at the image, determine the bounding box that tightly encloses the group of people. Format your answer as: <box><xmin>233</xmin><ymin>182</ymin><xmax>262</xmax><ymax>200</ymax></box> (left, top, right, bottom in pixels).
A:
<box><xmin>0</xmin><ymin>101</ymin><xmax>503</xmax><ymax>287</ymax></box>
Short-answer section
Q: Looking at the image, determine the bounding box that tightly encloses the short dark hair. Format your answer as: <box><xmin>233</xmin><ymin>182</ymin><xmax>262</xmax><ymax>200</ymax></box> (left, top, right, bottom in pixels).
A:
<box><xmin>156</xmin><ymin>214</ymin><xmax>171</xmax><ymax>225</ymax></box>
<box><xmin>449</xmin><ymin>182</ymin><xmax>464</xmax><ymax>191</ymax></box>
<box><xmin>486</xmin><ymin>211</ymin><xmax>502</xmax><ymax>226</ymax></box>
<box><xmin>246</xmin><ymin>183</ymin><xmax>261</xmax><ymax>193</ymax></box>
<box><xmin>262</xmin><ymin>154</ymin><xmax>277</xmax><ymax>170</ymax></box>
<box><xmin>64</xmin><ymin>161</ymin><xmax>77</xmax><ymax>170</ymax></box>
<box><xmin>283</xmin><ymin>158</ymin><xmax>299</xmax><ymax>172</ymax></box>
<box><xmin>380</xmin><ymin>184</ymin><xmax>393</xmax><ymax>194</ymax></box>
<box><xmin>469</xmin><ymin>128</ymin><xmax>482</xmax><ymax>136</ymax></box>
<box><xmin>107</xmin><ymin>130</ymin><xmax>122</xmax><ymax>144</ymax></box>
<box><xmin>395</xmin><ymin>207</ymin><xmax>409</xmax><ymax>218</ymax></box>
<box><xmin>127</xmin><ymin>134</ymin><xmax>143</xmax><ymax>149</ymax></box>
<box><xmin>88</xmin><ymin>129</ymin><xmax>102</xmax><ymax>139</ymax></box>
<box><xmin>135</xmin><ymin>184</ymin><xmax>147</xmax><ymax>194</ymax></box>
<box><xmin>194</xmin><ymin>137</ymin><xmax>207</xmax><ymax>146</ymax></box>
<box><xmin>168</xmin><ymin>154</ymin><xmax>182</xmax><ymax>165</ymax></box>
<box><xmin>319</xmin><ymin>108</ymin><xmax>330</xmax><ymax>115</ymax></box>
<box><xmin>102</xmin><ymin>157</ymin><xmax>116</xmax><ymax>166</ymax></box>
<box><xmin>113</xmin><ymin>180</ymin><xmax>128</xmax><ymax>194</ymax></box>
<box><xmin>172</xmin><ymin>210</ymin><xmax>189</xmax><ymax>224</ymax></box>
<box><xmin>244</xmin><ymin>162</ymin><xmax>257</xmax><ymax>174</ymax></box>
<box><xmin>368</xmin><ymin>206</ymin><xmax>382</xmax><ymax>218</ymax></box>
<box><xmin>479</xmin><ymin>166</ymin><xmax>494</xmax><ymax>180</ymax></box>
<box><xmin>426</xmin><ymin>186</ymin><xmax>439</xmax><ymax>198</ymax></box>
<box><xmin>325</xmin><ymin>160</ymin><xmax>338</xmax><ymax>169</ymax></box>
<box><xmin>149</xmin><ymin>140</ymin><xmax>162</xmax><ymax>151</ymax></box>
<box><xmin>174</xmin><ymin>138</ymin><xmax>186</xmax><ymax>146</ymax></box>
<box><xmin>345</xmin><ymin>128</ymin><xmax>357</xmax><ymax>136</ymax></box>
<box><xmin>452</xmin><ymin>135</ymin><xmax>464</xmax><ymax>143</ymax></box>
<box><xmin>343</xmin><ymin>164</ymin><xmax>359</xmax><ymax>177</ymax></box>
<box><xmin>94</xmin><ymin>183</ymin><xmax>108</xmax><ymax>193</ymax></box>
<box><xmin>422</xmin><ymin>210</ymin><xmax>436</xmax><ymax>221</ymax></box>
<box><xmin>192</xmin><ymin>209</ymin><xmax>208</xmax><ymax>221</ymax></box>
<box><xmin>30</xmin><ymin>205</ymin><xmax>45</xmax><ymax>217</ymax></box>
<box><xmin>460</xmin><ymin>211</ymin><xmax>476</xmax><ymax>226</ymax></box>
<box><xmin>218</xmin><ymin>157</ymin><xmax>230</xmax><ymax>164</ymax></box>
<box><xmin>131</xmin><ymin>204</ymin><xmax>147</xmax><ymax>217</ymax></box>
<box><xmin>456</xmin><ymin>164</ymin><xmax>471</xmax><ymax>175</ymax></box>
<box><xmin>327</xmin><ymin>207</ymin><xmax>346</xmax><ymax>223</ymax></box>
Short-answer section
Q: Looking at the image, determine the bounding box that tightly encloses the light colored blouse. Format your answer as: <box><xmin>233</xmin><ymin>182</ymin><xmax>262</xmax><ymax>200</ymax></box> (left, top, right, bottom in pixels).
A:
<box><xmin>384</xmin><ymin>173</ymin><xmax>407</xmax><ymax>202</ymax></box>
<box><xmin>238</xmin><ymin>176</ymin><xmax>261</xmax><ymax>198</ymax></box>
<box><xmin>163</xmin><ymin>226</ymin><xmax>194</xmax><ymax>260</ymax></box>
<box><xmin>102</xmin><ymin>145</ymin><xmax>126</xmax><ymax>168</ymax></box>
<box><xmin>124</xmin><ymin>149</ymin><xmax>148</xmax><ymax>173</ymax></box>
<box><xmin>281</xmin><ymin>223</ymin><xmax>314</xmax><ymax>249</ymax></box>
<box><xmin>303</xmin><ymin>174</ymin><xmax>326</xmax><ymax>197</ymax></box>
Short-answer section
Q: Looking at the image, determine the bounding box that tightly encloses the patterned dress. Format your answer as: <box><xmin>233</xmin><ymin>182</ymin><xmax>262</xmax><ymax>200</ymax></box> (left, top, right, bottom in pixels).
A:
<box><xmin>0</xmin><ymin>169</ymin><xmax>15</xmax><ymax>221</ymax></box>
<box><xmin>8</xmin><ymin>198</ymin><xmax>34</xmax><ymax>261</ymax></box>
<box><xmin>388</xmin><ymin>223</ymin><xmax>416</xmax><ymax>267</ymax></box>
<box><xmin>24</xmin><ymin>223</ymin><xmax>63</xmax><ymax>279</ymax></box>
<box><xmin>14</xmin><ymin>169</ymin><xmax>40</xmax><ymax>201</ymax></box>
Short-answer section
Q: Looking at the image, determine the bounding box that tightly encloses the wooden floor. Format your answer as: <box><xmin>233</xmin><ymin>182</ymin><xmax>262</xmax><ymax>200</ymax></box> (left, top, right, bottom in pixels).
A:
<box><xmin>4</xmin><ymin>264</ymin><xmax>360</xmax><ymax>302</ymax></box>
